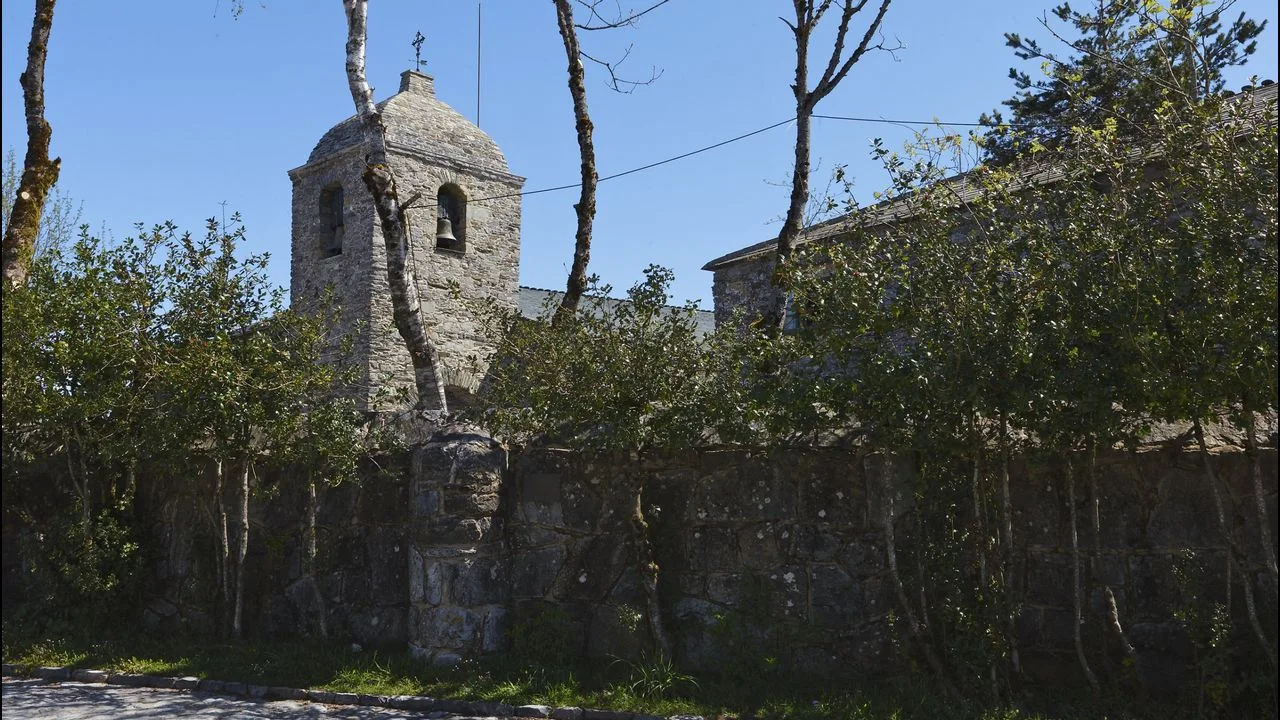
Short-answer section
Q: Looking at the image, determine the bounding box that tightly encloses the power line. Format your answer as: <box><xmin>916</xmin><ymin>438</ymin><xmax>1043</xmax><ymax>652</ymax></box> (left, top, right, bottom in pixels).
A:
<box><xmin>814</xmin><ymin>113</ymin><xmax>1020</xmax><ymax>127</ymax></box>
<box><xmin>471</xmin><ymin>112</ymin><xmax>1019</xmax><ymax>204</ymax></box>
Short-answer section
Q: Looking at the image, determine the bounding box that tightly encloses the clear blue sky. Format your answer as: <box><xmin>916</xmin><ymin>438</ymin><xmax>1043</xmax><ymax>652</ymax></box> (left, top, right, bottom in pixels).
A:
<box><xmin>3</xmin><ymin>1</ymin><xmax>1276</xmax><ymax>307</ymax></box>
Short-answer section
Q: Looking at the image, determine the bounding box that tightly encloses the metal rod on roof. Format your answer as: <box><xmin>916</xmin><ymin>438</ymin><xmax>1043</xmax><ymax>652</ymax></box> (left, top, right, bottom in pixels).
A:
<box><xmin>476</xmin><ymin>0</ymin><xmax>482</xmax><ymax>128</ymax></box>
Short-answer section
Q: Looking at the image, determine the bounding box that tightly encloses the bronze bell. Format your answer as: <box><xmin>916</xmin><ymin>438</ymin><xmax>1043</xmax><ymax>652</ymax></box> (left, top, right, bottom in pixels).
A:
<box><xmin>435</xmin><ymin>216</ymin><xmax>458</xmax><ymax>248</ymax></box>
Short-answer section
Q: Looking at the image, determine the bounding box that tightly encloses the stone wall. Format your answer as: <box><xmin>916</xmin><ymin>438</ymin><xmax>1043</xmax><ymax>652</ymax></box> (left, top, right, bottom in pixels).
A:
<box><xmin>20</xmin><ymin>435</ymin><xmax>1269</xmax><ymax>691</ymax></box>
<box><xmin>499</xmin><ymin>445</ymin><xmax>1276</xmax><ymax>687</ymax></box>
<box><xmin>709</xmin><ymin>255</ymin><xmax>777</xmax><ymax>329</ymax></box>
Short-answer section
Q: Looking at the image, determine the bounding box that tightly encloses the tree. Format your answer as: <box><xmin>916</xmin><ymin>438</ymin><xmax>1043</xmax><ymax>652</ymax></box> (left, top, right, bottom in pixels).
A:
<box><xmin>340</xmin><ymin>0</ymin><xmax>448</xmax><ymax>414</ymax></box>
<box><xmin>983</xmin><ymin>0</ymin><xmax>1267</xmax><ymax>162</ymax></box>
<box><xmin>3</xmin><ymin>0</ymin><xmax>60</xmax><ymax>290</ymax></box>
<box><xmin>766</xmin><ymin>0</ymin><xmax>895</xmax><ymax>332</ymax></box>
<box><xmin>480</xmin><ymin>265</ymin><xmax>706</xmax><ymax>657</ymax></box>
<box><xmin>2</xmin><ymin>149</ymin><xmax>81</xmax><ymax>262</ymax></box>
<box><xmin>551</xmin><ymin>0</ymin><xmax>668</xmax><ymax>324</ymax></box>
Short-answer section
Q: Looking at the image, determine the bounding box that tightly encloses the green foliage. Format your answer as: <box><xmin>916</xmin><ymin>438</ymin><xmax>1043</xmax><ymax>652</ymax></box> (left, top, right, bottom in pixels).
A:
<box><xmin>14</xmin><ymin>509</ymin><xmax>144</xmax><ymax>632</ymax></box>
<box><xmin>611</xmin><ymin>652</ymin><xmax>698</xmax><ymax>700</ymax></box>
<box><xmin>984</xmin><ymin>0</ymin><xmax>1268</xmax><ymax>162</ymax></box>
<box><xmin>477</xmin><ymin>265</ymin><xmax>708</xmax><ymax>452</ymax></box>
<box><xmin>1</xmin><ymin>216</ymin><xmax>381</xmax><ymax>631</ymax></box>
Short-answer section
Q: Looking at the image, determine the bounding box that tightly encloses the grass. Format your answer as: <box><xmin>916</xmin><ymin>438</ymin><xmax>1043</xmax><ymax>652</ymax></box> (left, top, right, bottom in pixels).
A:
<box><xmin>0</xmin><ymin>622</ymin><xmax>1211</xmax><ymax>720</ymax></box>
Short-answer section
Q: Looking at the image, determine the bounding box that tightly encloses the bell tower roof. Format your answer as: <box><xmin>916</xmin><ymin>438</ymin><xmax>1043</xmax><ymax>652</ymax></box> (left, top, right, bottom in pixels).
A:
<box><xmin>303</xmin><ymin>70</ymin><xmax>518</xmax><ymax>183</ymax></box>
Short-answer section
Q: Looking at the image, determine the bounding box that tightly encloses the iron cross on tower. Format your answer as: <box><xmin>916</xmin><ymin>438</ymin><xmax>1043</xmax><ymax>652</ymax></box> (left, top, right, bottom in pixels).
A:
<box><xmin>412</xmin><ymin>31</ymin><xmax>427</xmax><ymax>72</ymax></box>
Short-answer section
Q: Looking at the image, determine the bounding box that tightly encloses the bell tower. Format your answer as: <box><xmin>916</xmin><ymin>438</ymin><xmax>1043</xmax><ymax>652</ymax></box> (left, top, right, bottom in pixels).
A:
<box><xmin>289</xmin><ymin>71</ymin><xmax>525</xmax><ymax>410</ymax></box>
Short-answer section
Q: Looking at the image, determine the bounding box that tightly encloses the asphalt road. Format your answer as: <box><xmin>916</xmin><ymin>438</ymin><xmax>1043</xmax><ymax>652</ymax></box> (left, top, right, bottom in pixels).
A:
<box><xmin>1</xmin><ymin>678</ymin><xmax>513</xmax><ymax>719</ymax></box>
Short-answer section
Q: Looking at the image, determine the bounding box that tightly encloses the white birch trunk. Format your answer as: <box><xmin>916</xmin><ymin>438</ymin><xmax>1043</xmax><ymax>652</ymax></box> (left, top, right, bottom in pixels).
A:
<box><xmin>342</xmin><ymin>0</ymin><xmax>447</xmax><ymax>414</ymax></box>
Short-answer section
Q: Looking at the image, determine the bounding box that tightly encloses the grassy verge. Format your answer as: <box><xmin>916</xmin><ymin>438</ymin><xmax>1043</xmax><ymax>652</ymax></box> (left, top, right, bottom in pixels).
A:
<box><xmin>1</xmin><ymin>623</ymin><xmax>1165</xmax><ymax>720</ymax></box>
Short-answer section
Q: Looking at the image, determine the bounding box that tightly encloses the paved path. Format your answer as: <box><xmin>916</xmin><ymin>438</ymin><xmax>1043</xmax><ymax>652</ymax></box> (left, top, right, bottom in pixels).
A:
<box><xmin>1</xmin><ymin>679</ymin><xmax>513</xmax><ymax>719</ymax></box>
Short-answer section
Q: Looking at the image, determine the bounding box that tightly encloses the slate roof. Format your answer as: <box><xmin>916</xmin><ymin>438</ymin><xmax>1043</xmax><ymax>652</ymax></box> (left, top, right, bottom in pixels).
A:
<box><xmin>703</xmin><ymin>82</ymin><xmax>1278</xmax><ymax>272</ymax></box>
<box><xmin>303</xmin><ymin>71</ymin><xmax>520</xmax><ymax>183</ymax></box>
<box><xmin>517</xmin><ymin>286</ymin><xmax>717</xmax><ymax>338</ymax></box>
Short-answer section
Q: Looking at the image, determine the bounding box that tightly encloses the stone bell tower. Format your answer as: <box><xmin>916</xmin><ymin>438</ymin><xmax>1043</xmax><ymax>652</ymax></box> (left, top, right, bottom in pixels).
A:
<box><xmin>289</xmin><ymin>71</ymin><xmax>525</xmax><ymax>410</ymax></box>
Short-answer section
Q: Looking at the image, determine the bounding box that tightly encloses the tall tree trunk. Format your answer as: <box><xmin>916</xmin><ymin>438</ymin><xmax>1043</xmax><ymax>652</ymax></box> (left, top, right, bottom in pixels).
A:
<box><xmin>1087</xmin><ymin>439</ymin><xmax>1137</xmax><ymax>667</ymax></box>
<box><xmin>767</xmin><ymin>0</ymin><xmax>893</xmax><ymax>331</ymax></box>
<box><xmin>882</xmin><ymin>491</ymin><xmax>951</xmax><ymax>689</ymax></box>
<box><xmin>305</xmin><ymin>473</ymin><xmax>328</xmax><ymax>637</ymax></box>
<box><xmin>630</xmin><ymin>478</ymin><xmax>672</xmax><ymax>657</ymax></box>
<box><xmin>1066</xmin><ymin>453</ymin><xmax>1100</xmax><ymax>694</ymax></box>
<box><xmin>998</xmin><ymin>415</ymin><xmax>1022</xmax><ymax>677</ymax></box>
<box><xmin>1242</xmin><ymin>408</ymin><xmax>1278</xmax><ymax>598</ymax></box>
<box><xmin>1193</xmin><ymin>418</ymin><xmax>1276</xmax><ymax>670</ymax></box>
<box><xmin>213</xmin><ymin>458</ymin><xmax>231</xmax><ymax>634</ymax></box>
<box><xmin>551</xmin><ymin>0</ymin><xmax>598</xmax><ymax>325</ymax></box>
<box><xmin>3</xmin><ymin>0</ymin><xmax>59</xmax><ymax>290</ymax></box>
<box><xmin>341</xmin><ymin>0</ymin><xmax>447</xmax><ymax>414</ymax></box>
<box><xmin>232</xmin><ymin>457</ymin><xmax>250</xmax><ymax>639</ymax></box>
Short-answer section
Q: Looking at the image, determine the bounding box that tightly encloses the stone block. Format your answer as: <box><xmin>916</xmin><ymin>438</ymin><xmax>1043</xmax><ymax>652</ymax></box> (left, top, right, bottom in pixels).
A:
<box><xmin>790</xmin><ymin>524</ymin><xmax>840</xmax><ymax>562</ymax></box>
<box><xmin>584</xmin><ymin>710</ymin><xmax>633</xmax><ymax>720</ymax></box>
<box><xmin>386</xmin><ymin>695</ymin><xmax>440</xmax><ymax>711</ymax></box>
<box><xmin>686</xmin><ymin>527</ymin><xmax>737</xmax><ymax>572</ymax></box>
<box><xmin>1024</xmin><ymin>554</ymin><xmax>1069</xmax><ymax>606</ymax></box>
<box><xmin>70</xmin><ymin>669</ymin><xmax>108</xmax><ymax>683</ymax></box>
<box><xmin>808</xmin><ymin>564</ymin><xmax>860</xmax><ymax>628</ymax></box>
<box><xmin>447</xmin><ymin>555</ymin><xmax>507</xmax><ymax>606</ymax></box>
<box><xmin>34</xmin><ymin>666</ymin><xmax>69</xmax><ymax>681</ymax></box>
<box><xmin>173</xmin><ymin>677</ymin><xmax>200</xmax><ymax>690</ymax></box>
<box><xmin>443</xmin><ymin>490</ymin><xmax>500</xmax><ymax>518</ymax></box>
<box><xmin>198</xmin><ymin>679</ymin><xmax>227</xmax><ymax>693</ymax></box>
<box><xmin>358</xmin><ymin>694</ymin><xmax>389</xmax><ymax>706</ymax></box>
<box><xmin>551</xmin><ymin>707</ymin><xmax>585</xmax><ymax>720</ymax></box>
<box><xmin>246</xmin><ymin>685</ymin><xmax>269</xmax><ymax>699</ymax></box>
<box><xmin>560</xmin><ymin>479</ymin><xmax>604</xmax><ymax>531</ymax></box>
<box><xmin>522</xmin><ymin>472</ymin><xmax>564</xmax><ymax>523</ymax></box>
<box><xmin>267</xmin><ymin>686</ymin><xmax>306</xmax><ymax>699</ymax></box>
<box><xmin>511</xmin><ymin>545</ymin><xmax>567</xmax><ymax>598</ymax></box>
<box><xmin>413</xmin><ymin>488</ymin><xmax>441</xmax><ymax>517</ymax></box>
<box><xmin>737</xmin><ymin>523</ymin><xmax>786</xmax><ymax>569</ymax></box>
<box><xmin>222</xmin><ymin>682</ymin><xmax>248</xmax><ymax>695</ymax></box>
<box><xmin>107</xmin><ymin>673</ymin><xmax>149</xmax><ymax>687</ymax></box>
<box><xmin>517</xmin><ymin>705</ymin><xmax>553</xmax><ymax>718</ymax></box>
<box><xmin>330</xmin><ymin>691</ymin><xmax>360</xmax><ymax>704</ymax></box>
<box><xmin>414</xmin><ymin>606</ymin><xmax>480</xmax><ymax>649</ymax></box>
<box><xmin>481</xmin><ymin>606</ymin><xmax>509</xmax><ymax>653</ymax></box>
<box><xmin>423</xmin><ymin>516</ymin><xmax>502</xmax><ymax>544</ymax></box>
<box><xmin>800</xmin><ymin>461</ymin><xmax>864</xmax><ymax>526</ymax></box>
<box><xmin>471</xmin><ymin>700</ymin><xmax>516</xmax><ymax>716</ymax></box>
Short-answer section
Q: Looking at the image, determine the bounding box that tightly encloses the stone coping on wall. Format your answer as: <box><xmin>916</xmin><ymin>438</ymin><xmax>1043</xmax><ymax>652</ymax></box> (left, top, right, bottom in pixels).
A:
<box><xmin>0</xmin><ymin>664</ymin><xmax>689</xmax><ymax>720</ymax></box>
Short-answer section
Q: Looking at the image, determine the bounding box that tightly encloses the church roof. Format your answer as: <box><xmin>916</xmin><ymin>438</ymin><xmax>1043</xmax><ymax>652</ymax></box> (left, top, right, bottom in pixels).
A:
<box><xmin>703</xmin><ymin>82</ymin><xmax>1278</xmax><ymax>272</ymax></box>
<box><xmin>517</xmin><ymin>286</ymin><xmax>716</xmax><ymax>338</ymax></box>
<box><xmin>306</xmin><ymin>71</ymin><xmax>517</xmax><ymax>182</ymax></box>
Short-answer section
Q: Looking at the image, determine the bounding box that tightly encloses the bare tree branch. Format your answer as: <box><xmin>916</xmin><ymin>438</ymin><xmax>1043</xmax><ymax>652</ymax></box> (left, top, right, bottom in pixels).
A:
<box><xmin>765</xmin><ymin>0</ymin><xmax>896</xmax><ymax>332</ymax></box>
<box><xmin>580</xmin><ymin>45</ymin><xmax>663</xmax><ymax>93</ymax></box>
<box><xmin>574</xmin><ymin>0</ymin><xmax>672</xmax><ymax>30</ymax></box>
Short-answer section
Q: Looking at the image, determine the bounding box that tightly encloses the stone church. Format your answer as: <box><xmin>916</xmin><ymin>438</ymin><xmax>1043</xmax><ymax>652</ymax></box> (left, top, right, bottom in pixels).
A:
<box><xmin>290</xmin><ymin>70</ymin><xmax>713</xmax><ymax>411</ymax></box>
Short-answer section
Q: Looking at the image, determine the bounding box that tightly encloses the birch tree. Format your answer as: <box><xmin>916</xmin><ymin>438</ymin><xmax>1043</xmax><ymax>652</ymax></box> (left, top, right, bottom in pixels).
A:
<box><xmin>3</xmin><ymin>0</ymin><xmax>60</xmax><ymax>290</ymax></box>
<box><xmin>766</xmin><ymin>0</ymin><xmax>894</xmax><ymax>331</ymax></box>
<box><xmin>341</xmin><ymin>0</ymin><xmax>448</xmax><ymax>414</ymax></box>
<box><xmin>551</xmin><ymin>0</ymin><xmax>668</xmax><ymax>324</ymax></box>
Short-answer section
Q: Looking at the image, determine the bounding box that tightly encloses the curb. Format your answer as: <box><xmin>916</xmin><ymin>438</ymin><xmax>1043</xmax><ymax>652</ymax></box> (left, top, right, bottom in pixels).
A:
<box><xmin>0</xmin><ymin>664</ymin><xmax>702</xmax><ymax>720</ymax></box>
